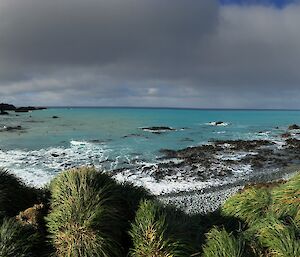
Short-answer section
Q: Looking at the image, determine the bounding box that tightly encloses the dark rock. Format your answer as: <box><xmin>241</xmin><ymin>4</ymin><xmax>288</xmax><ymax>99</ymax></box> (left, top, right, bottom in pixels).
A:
<box><xmin>0</xmin><ymin>103</ymin><xmax>16</xmax><ymax>111</ymax></box>
<box><xmin>52</xmin><ymin>116</ymin><xmax>59</xmax><ymax>119</ymax></box>
<box><xmin>0</xmin><ymin>111</ymin><xmax>9</xmax><ymax>115</ymax></box>
<box><xmin>288</xmin><ymin>124</ymin><xmax>300</xmax><ymax>130</ymax></box>
<box><xmin>285</xmin><ymin>138</ymin><xmax>300</xmax><ymax>148</ymax></box>
<box><xmin>281</xmin><ymin>132</ymin><xmax>291</xmax><ymax>138</ymax></box>
<box><xmin>51</xmin><ymin>153</ymin><xmax>60</xmax><ymax>157</ymax></box>
<box><xmin>15</xmin><ymin>106</ymin><xmax>47</xmax><ymax>112</ymax></box>
<box><xmin>2</xmin><ymin>125</ymin><xmax>23</xmax><ymax>132</ymax></box>
<box><xmin>141</xmin><ymin>126</ymin><xmax>175</xmax><ymax>132</ymax></box>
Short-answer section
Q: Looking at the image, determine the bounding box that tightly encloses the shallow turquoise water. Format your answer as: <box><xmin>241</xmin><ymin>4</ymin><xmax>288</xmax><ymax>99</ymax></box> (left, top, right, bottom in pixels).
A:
<box><xmin>0</xmin><ymin>108</ymin><xmax>299</xmax><ymax>188</ymax></box>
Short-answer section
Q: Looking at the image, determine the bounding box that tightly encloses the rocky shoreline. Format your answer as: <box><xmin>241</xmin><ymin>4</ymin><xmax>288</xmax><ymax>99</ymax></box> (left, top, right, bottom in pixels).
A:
<box><xmin>0</xmin><ymin>103</ymin><xmax>46</xmax><ymax>115</ymax></box>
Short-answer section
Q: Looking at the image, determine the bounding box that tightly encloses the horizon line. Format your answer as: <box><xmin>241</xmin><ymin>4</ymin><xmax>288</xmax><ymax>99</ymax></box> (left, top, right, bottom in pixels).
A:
<box><xmin>43</xmin><ymin>106</ymin><xmax>300</xmax><ymax>111</ymax></box>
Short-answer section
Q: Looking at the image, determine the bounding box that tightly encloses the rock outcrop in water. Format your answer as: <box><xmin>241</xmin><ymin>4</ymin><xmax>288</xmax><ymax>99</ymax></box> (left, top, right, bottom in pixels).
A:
<box><xmin>15</xmin><ymin>106</ymin><xmax>47</xmax><ymax>112</ymax></box>
<box><xmin>0</xmin><ymin>125</ymin><xmax>23</xmax><ymax>132</ymax></box>
<box><xmin>0</xmin><ymin>103</ymin><xmax>16</xmax><ymax>111</ymax></box>
<box><xmin>0</xmin><ymin>103</ymin><xmax>46</xmax><ymax>113</ymax></box>
<box><xmin>288</xmin><ymin>124</ymin><xmax>300</xmax><ymax>130</ymax></box>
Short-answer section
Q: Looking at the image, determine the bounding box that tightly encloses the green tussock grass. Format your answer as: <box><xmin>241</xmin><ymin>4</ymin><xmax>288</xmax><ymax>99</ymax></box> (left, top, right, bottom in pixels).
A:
<box><xmin>0</xmin><ymin>168</ymin><xmax>42</xmax><ymax>220</ymax></box>
<box><xmin>46</xmin><ymin>167</ymin><xmax>124</xmax><ymax>257</ymax></box>
<box><xmin>0</xmin><ymin>218</ymin><xmax>40</xmax><ymax>257</ymax></box>
<box><xmin>0</xmin><ymin>166</ymin><xmax>299</xmax><ymax>256</ymax></box>
<box><xmin>129</xmin><ymin>199</ymin><xmax>187</xmax><ymax>257</ymax></box>
<box><xmin>254</xmin><ymin>216</ymin><xmax>300</xmax><ymax>257</ymax></box>
<box><xmin>272</xmin><ymin>172</ymin><xmax>300</xmax><ymax>221</ymax></box>
<box><xmin>222</xmin><ymin>187</ymin><xmax>272</xmax><ymax>225</ymax></box>
<box><xmin>202</xmin><ymin>227</ymin><xmax>244</xmax><ymax>257</ymax></box>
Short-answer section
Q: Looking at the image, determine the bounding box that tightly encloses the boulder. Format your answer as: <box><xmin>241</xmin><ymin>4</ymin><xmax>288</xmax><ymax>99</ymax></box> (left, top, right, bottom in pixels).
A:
<box><xmin>288</xmin><ymin>124</ymin><xmax>300</xmax><ymax>130</ymax></box>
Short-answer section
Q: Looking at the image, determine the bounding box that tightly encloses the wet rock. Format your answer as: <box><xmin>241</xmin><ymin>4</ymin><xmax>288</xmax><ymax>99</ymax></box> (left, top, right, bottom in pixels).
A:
<box><xmin>281</xmin><ymin>132</ymin><xmax>291</xmax><ymax>138</ymax></box>
<box><xmin>1</xmin><ymin>125</ymin><xmax>23</xmax><ymax>132</ymax></box>
<box><xmin>288</xmin><ymin>124</ymin><xmax>300</xmax><ymax>130</ymax></box>
<box><xmin>51</xmin><ymin>153</ymin><xmax>60</xmax><ymax>157</ymax></box>
<box><xmin>52</xmin><ymin>116</ymin><xmax>59</xmax><ymax>119</ymax></box>
<box><xmin>0</xmin><ymin>111</ymin><xmax>9</xmax><ymax>115</ymax></box>
<box><xmin>141</xmin><ymin>126</ymin><xmax>175</xmax><ymax>132</ymax></box>
<box><xmin>208</xmin><ymin>121</ymin><xmax>228</xmax><ymax>126</ymax></box>
<box><xmin>285</xmin><ymin>138</ymin><xmax>300</xmax><ymax>148</ymax></box>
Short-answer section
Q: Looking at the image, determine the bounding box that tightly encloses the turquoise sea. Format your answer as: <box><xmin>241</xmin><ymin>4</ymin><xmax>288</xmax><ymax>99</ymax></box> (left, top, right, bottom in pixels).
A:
<box><xmin>0</xmin><ymin>108</ymin><xmax>300</xmax><ymax>193</ymax></box>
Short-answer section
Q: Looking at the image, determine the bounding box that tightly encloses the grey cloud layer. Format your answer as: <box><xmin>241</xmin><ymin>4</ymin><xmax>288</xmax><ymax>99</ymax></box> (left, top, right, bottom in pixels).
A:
<box><xmin>0</xmin><ymin>0</ymin><xmax>300</xmax><ymax>108</ymax></box>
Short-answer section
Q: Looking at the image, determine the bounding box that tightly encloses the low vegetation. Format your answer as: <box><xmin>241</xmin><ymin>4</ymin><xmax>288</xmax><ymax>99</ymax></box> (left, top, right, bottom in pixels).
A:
<box><xmin>0</xmin><ymin>167</ymin><xmax>299</xmax><ymax>256</ymax></box>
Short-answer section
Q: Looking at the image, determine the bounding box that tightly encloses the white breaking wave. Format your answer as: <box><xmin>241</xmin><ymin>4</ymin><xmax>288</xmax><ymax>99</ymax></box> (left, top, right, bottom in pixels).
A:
<box><xmin>0</xmin><ymin>141</ymin><xmax>112</xmax><ymax>187</ymax></box>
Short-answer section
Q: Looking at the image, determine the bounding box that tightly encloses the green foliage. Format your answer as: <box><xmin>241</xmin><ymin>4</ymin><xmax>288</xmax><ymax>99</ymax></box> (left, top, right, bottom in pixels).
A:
<box><xmin>255</xmin><ymin>216</ymin><xmax>300</xmax><ymax>257</ymax></box>
<box><xmin>129</xmin><ymin>199</ymin><xmax>186</xmax><ymax>257</ymax></box>
<box><xmin>0</xmin><ymin>218</ymin><xmax>40</xmax><ymax>257</ymax></box>
<box><xmin>46</xmin><ymin>167</ymin><xmax>123</xmax><ymax>257</ymax></box>
<box><xmin>222</xmin><ymin>187</ymin><xmax>272</xmax><ymax>225</ymax></box>
<box><xmin>0</xmin><ymin>168</ymin><xmax>41</xmax><ymax>220</ymax></box>
<box><xmin>0</xmin><ymin>165</ymin><xmax>299</xmax><ymax>257</ymax></box>
<box><xmin>272</xmin><ymin>172</ymin><xmax>300</xmax><ymax>221</ymax></box>
<box><xmin>202</xmin><ymin>227</ymin><xmax>244</xmax><ymax>257</ymax></box>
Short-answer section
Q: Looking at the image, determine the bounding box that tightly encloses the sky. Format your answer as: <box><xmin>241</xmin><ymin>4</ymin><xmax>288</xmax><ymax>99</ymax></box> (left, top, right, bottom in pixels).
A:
<box><xmin>0</xmin><ymin>0</ymin><xmax>300</xmax><ymax>108</ymax></box>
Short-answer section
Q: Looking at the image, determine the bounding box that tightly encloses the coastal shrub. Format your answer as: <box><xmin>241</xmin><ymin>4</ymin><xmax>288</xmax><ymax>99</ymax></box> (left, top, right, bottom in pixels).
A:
<box><xmin>272</xmin><ymin>172</ymin><xmax>300</xmax><ymax>220</ymax></box>
<box><xmin>0</xmin><ymin>218</ymin><xmax>40</xmax><ymax>257</ymax></box>
<box><xmin>129</xmin><ymin>199</ymin><xmax>186</xmax><ymax>257</ymax></box>
<box><xmin>254</xmin><ymin>216</ymin><xmax>300</xmax><ymax>257</ymax></box>
<box><xmin>46</xmin><ymin>167</ymin><xmax>123</xmax><ymax>257</ymax></box>
<box><xmin>222</xmin><ymin>187</ymin><xmax>272</xmax><ymax>225</ymax></box>
<box><xmin>202</xmin><ymin>227</ymin><xmax>244</xmax><ymax>257</ymax></box>
<box><xmin>0</xmin><ymin>168</ymin><xmax>41</xmax><ymax>220</ymax></box>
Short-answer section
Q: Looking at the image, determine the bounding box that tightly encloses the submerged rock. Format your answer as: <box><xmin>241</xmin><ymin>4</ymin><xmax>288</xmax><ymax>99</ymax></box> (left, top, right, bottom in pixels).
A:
<box><xmin>0</xmin><ymin>125</ymin><xmax>23</xmax><ymax>132</ymax></box>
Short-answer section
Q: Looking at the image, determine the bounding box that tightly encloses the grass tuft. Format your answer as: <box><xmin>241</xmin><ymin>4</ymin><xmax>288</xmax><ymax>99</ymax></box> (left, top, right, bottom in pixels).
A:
<box><xmin>272</xmin><ymin>172</ymin><xmax>300</xmax><ymax>221</ymax></box>
<box><xmin>255</xmin><ymin>216</ymin><xmax>300</xmax><ymax>257</ymax></box>
<box><xmin>202</xmin><ymin>227</ymin><xmax>244</xmax><ymax>257</ymax></box>
<box><xmin>46</xmin><ymin>167</ymin><xmax>123</xmax><ymax>257</ymax></box>
<box><xmin>0</xmin><ymin>218</ymin><xmax>40</xmax><ymax>257</ymax></box>
<box><xmin>129</xmin><ymin>199</ymin><xmax>186</xmax><ymax>257</ymax></box>
<box><xmin>222</xmin><ymin>187</ymin><xmax>272</xmax><ymax>225</ymax></box>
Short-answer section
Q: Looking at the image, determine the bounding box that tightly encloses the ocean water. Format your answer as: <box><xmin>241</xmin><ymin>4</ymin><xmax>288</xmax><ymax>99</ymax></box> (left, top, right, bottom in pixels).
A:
<box><xmin>0</xmin><ymin>108</ymin><xmax>299</xmax><ymax>193</ymax></box>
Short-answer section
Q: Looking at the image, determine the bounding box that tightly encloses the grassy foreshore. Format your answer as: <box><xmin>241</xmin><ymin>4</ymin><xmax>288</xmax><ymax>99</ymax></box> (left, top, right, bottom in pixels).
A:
<box><xmin>0</xmin><ymin>167</ymin><xmax>299</xmax><ymax>257</ymax></box>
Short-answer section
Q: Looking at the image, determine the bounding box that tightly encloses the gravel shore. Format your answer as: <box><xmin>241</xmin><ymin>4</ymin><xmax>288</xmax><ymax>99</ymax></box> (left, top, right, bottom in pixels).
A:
<box><xmin>158</xmin><ymin>164</ymin><xmax>300</xmax><ymax>214</ymax></box>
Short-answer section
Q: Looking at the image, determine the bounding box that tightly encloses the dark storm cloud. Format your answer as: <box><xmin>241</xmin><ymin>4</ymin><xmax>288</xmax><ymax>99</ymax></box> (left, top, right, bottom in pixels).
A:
<box><xmin>0</xmin><ymin>0</ymin><xmax>218</xmax><ymax>66</ymax></box>
<box><xmin>0</xmin><ymin>0</ymin><xmax>300</xmax><ymax>108</ymax></box>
